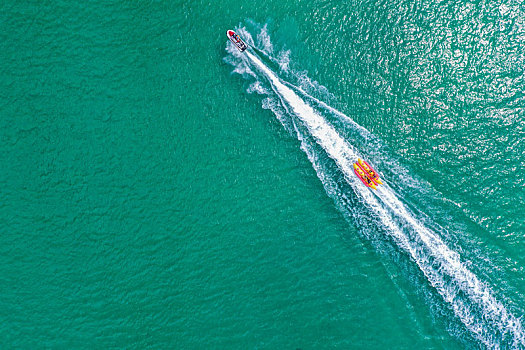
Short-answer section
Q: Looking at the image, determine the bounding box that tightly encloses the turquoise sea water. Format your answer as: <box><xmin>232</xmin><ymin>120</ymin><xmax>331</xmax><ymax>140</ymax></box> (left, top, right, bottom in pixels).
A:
<box><xmin>2</xmin><ymin>0</ymin><xmax>524</xmax><ymax>348</ymax></box>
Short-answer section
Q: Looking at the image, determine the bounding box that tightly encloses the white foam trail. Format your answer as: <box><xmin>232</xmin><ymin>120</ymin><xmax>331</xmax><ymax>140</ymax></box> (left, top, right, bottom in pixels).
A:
<box><xmin>244</xmin><ymin>50</ymin><xmax>525</xmax><ymax>348</ymax></box>
<box><xmin>376</xmin><ymin>185</ymin><xmax>525</xmax><ymax>347</ymax></box>
<box><xmin>290</xmin><ymin>84</ymin><xmax>372</xmax><ymax>138</ymax></box>
<box><xmin>256</xmin><ymin>24</ymin><xmax>273</xmax><ymax>54</ymax></box>
<box><xmin>246</xmin><ymin>52</ymin><xmax>360</xmax><ymax>171</ymax></box>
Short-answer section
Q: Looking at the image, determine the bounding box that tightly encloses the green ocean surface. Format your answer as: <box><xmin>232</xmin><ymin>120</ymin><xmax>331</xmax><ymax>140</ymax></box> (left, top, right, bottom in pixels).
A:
<box><xmin>1</xmin><ymin>0</ymin><xmax>524</xmax><ymax>348</ymax></box>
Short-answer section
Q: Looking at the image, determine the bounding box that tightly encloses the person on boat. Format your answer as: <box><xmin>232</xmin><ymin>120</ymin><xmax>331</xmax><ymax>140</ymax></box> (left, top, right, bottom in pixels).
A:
<box><xmin>359</xmin><ymin>171</ymin><xmax>371</xmax><ymax>185</ymax></box>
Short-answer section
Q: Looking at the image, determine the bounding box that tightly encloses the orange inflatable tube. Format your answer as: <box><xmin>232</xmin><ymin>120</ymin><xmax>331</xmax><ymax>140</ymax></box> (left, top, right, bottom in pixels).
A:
<box><xmin>357</xmin><ymin>159</ymin><xmax>382</xmax><ymax>185</ymax></box>
<box><xmin>353</xmin><ymin>163</ymin><xmax>377</xmax><ymax>190</ymax></box>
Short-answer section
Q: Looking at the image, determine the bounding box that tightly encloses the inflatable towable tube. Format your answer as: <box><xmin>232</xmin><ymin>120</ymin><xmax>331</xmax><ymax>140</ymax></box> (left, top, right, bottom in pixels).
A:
<box><xmin>353</xmin><ymin>159</ymin><xmax>382</xmax><ymax>190</ymax></box>
<box><xmin>357</xmin><ymin>159</ymin><xmax>382</xmax><ymax>185</ymax></box>
<box><xmin>353</xmin><ymin>163</ymin><xmax>377</xmax><ymax>190</ymax></box>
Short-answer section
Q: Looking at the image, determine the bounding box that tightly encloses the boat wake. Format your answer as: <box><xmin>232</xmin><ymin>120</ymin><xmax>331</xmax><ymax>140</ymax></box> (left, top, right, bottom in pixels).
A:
<box><xmin>224</xmin><ymin>24</ymin><xmax>525</xmax><ymax>349</ymax></box>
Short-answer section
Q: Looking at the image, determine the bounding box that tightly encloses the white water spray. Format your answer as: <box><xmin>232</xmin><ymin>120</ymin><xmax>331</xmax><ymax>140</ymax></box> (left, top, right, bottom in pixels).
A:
<box><xmin>242</xmin><ymin>49</ymin><xmax>525</xmax><ymax>348</ymax></box>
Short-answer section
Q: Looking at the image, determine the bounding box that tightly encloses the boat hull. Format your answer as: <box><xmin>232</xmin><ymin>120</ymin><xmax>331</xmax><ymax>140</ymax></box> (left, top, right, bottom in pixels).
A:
<box><xmin>227</xmin><ymin>30</ymin><xmax>248</xmax><ymax>52</ymax></box>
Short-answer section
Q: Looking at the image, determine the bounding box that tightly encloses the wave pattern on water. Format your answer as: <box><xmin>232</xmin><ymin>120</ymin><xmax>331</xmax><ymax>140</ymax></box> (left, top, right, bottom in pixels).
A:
<box><xmin>225</xmin><ymin>26</ymin><xmax>525</xmax><ymax>349</ymax></box>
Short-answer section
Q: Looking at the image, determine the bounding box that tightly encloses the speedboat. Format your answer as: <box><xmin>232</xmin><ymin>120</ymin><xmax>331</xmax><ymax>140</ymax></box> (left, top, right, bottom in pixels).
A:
<box><xmin>227</xmin><ymin>30</ymin><xmax>248</xmax><ymax>52</ymax></box>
